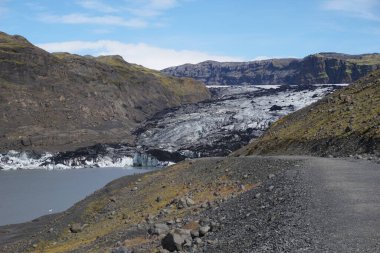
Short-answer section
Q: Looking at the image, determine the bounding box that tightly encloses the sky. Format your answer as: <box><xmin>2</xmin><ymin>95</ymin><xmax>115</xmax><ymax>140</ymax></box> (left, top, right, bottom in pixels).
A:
<box><xmin>0</xmin><ymin>0</ymin><xmax>379</xmax><ymax>70</ymax></box>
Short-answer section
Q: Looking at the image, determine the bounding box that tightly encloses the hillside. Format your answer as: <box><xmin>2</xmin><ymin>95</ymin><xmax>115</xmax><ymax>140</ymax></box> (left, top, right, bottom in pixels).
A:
<box><xmin>161</xmin><ymin>53</ymin><xmax>380</xmax><ymax>85</ymax></box>
<box><xmin>0</xmin><ymin>32</ymin><xmax>210</xmax><ymax>152</ymax></box>
<box><xmin>234</xmin><ymin>70</ymin><xmax>380</xmax><ymax>157</ymax></box>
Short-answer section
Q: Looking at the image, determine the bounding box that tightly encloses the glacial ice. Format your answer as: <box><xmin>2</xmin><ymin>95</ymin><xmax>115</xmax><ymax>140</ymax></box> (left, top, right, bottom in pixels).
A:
<box><xmin>0</xmin><ymin>84</ymin><xmax>344</xmax><ymax>170</ymax></box>
<box><xmin>136</xmin><ymin>84</ymin><xmax>341</xmax><ymax>156</ymax></box>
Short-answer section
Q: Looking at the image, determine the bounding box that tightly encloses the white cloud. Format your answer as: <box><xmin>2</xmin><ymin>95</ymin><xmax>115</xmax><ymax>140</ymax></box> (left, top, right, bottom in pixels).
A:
<box><xmin>323</xmin><ymin>0</ymin><xmax>380</xmax><ymax>20</ymax></box>
<box><xmin>40</xmin><ymin>13</ymin><xmax>147</xmax><ymax>28</ymax></box>
<box><xmin>250</xmin><ymin>56</ymin><xmax>298</xmax><ymax>61</ymax></box>
<box><xmin>251</xmin><ymin>56</ymin><xmax>272</xmax><ymax>61</ymax></box>
<box><xmin>37</xmin><ymin>40</ymin><xmax>243</xmax><ymax>70</ymax></box>
<box><xmin>127</xmin><ymin>0</ymin><xmax>179</xmax><ymax>17</ymax></box>
<box><xmin>77</xmin><ymin>0</ymin><xmax>118</xmax><ymax>13</ymax></box>
<box><xmin>38</xmin><ymin>0</ymin><xmax>184</xmax><ymax>28</ymax></box>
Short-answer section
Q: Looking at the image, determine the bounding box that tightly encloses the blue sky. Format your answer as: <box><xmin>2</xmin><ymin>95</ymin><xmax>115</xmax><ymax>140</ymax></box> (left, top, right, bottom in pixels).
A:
<box><xmin>0</xmin><ymin>0</ymin><xmax>379</xmax><ymax>69</ymax></box>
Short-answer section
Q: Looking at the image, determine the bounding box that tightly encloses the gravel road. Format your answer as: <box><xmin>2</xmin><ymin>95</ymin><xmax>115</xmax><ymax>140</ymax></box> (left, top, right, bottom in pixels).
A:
<box><xmin>199</xmin><ymin>156</ymin><xmax>380</xmax><ymax>252</ymax></box>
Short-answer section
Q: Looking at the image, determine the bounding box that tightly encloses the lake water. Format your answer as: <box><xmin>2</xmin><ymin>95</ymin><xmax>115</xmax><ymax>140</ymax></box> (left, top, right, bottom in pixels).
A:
<box><xmin>0</xmin><ymin>167</ymin><xmax>152</xmax><ymax>226</ymax></box>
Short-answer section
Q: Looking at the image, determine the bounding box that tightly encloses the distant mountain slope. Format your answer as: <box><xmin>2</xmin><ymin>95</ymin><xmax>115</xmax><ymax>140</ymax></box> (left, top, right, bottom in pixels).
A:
<box><xmin>0</xmin><ymin>32</ymin><xmax>210</xmax><ymax>152</ymax></box>
<box><xmin>162</xmin><ymin>53</ymin><xmax>380</xmax><ymax>85</ymax></box>
<box><xmin>234</xmin><ymin>70</ymin><xmax>380</xmax><ymax>157</ymax></box>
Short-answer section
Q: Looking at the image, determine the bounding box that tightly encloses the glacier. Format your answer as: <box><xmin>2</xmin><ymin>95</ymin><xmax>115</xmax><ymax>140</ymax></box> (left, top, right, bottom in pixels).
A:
<box><xmin>0</xmin><ymin>84</ymin><xmax>346</xmax><ymax>170</ymax></box>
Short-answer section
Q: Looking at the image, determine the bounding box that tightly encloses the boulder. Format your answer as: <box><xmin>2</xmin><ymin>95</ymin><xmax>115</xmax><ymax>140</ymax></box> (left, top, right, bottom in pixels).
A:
<box><xmin>69</xmin><ymin>223</ymin><xmax>83</xmax><ymax>233</ymax></box>
<box><xmin>151</xmin><ymin>223</ymin><xmax>170</xmax><ymax>236</ymax></box>
<box><xmin>161</xmin><ymin>229</ymin><xmax>191</xmax><ymax>252</ymax></box>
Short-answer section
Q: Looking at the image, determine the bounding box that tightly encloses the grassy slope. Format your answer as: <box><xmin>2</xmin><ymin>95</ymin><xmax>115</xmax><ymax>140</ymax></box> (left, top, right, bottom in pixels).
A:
<box><xmin>235</xmin><ymin>70</ymin><xmax>380</xmax><ymax>157</ymax></box>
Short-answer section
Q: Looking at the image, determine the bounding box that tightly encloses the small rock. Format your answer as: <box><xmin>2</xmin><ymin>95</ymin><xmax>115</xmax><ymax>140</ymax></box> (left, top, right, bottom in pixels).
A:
<box><xmin>151</xmin><ymin>223</ymin><xmax>170</xmax><ymax>236</ymax></box>
<box><xmin>70</xmin><ymin>223</ymin><xmax>83</xmax><ymax>233</ymax></box>
<box><xmin>210</xmin><ymin>221</ymin><xmax>220</xmax><ymax>231</ymax></box>
<box><xmin>184</xmin><ymin>238</ymin><xmax>192</xmax><ymax>247</ymax></box>
<box><xmin>268</xmin><ymin>185</ymin><xmax>275</xmax><ymax>191</ymax></box>
<box><xmin>199</xmin><ymin>226</ymin><xmax>211</xmax><ymax>236</ymax></box>
<box><xmin>199</xmin><ymin>217</ymin><xmax>210</xmax><ymax>226</ymax></box>
<box><xmin>243</xmin><ymin>174</ymin><xmax>248</xmax><ymax>179</ymax></box>
<box><xmin>156</xmin><ymin>196</ymin><xmax>162</xmax><ymax>202</ymax></box>
<box><xmin>160</xmin><ymin>209</ymin><xmax>171</xmax><ymax>215</ymax></box>
<box><xmin>146</xmin><ymin>214</ymin><xmax>155</xmax><ymax>222</ymax></box>
<box><xmin>194</xmin><ymin>237</ymin><xmax>202</xmax><ymax>245</ymax></box>
<box><xmin>345</xmin><ymin>125</ymin><xmax>353</xmax><ymax>133</ymax></box>
<box><xmin>207</xmin><ymin>239</ymin><xmax>218</xmax><ymax>245</ymax></box>
<box><xmin>268</xmin><ymin>174</ymin><xmax>275</xmax><ymax>179</ymax></box>
<box><xmin>201</xmin><ymin>202</ymin><xmax>208</xmax><ymax>208</ymax></box>
<box><xmin>254</xmin><ymin>193</ymin><xmax>261</xmax><ymax>199</ymax></box>
<box><xmin>176</xmin><ymin>198</ymin><xmax>187</xmax><ymax>209</ymax></box>
<box><xmin>185</xmin><ymin>197</ymin><xmax>195</xmax><ymax>206</ymax></box>
<box><xmin>111</xmin><ymin>246</ymin><xmax>131</xmax><ymax>253</ymax></box>
<box><xmin>166</xmin><ymin>220</ymin><xmax>175</xmax><ymax>225</ymax></box>
<box><xmin>191</xmin><ymin>230</ymin><xmax>200</xmax><ymax>238</ymax></box>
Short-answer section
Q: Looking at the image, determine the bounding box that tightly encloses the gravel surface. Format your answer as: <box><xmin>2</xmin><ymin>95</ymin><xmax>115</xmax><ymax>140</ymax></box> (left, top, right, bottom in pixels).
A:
<box><xmin>198</xmin><ymin>160</ymin><xmax>313</xmax><ymax>252</ymax></box>
<box><xmin>198</xmin><ymin>157</ymin><xmax>380</xmax><ymax>253</ymax></box>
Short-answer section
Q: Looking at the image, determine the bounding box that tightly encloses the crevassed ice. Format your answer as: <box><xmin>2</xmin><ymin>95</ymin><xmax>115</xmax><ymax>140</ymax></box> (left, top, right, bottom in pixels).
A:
<box><xmin>0</xmin><ymin>151</ymin><xmax>135</xmax><ymax>170</ymax></box>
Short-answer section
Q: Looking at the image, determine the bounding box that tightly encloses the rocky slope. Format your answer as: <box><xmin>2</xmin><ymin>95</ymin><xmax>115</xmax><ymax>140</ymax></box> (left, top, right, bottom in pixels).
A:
<box><xmin>0</xmin><ymin>156</ymin><xmax>299</xmax><ymax>253</ymax></box>
<box><xmin>162</xmin><ymin>53</ymin><xmax>380</xmax><ymax>85</ymax></box>
<box><xmin>0</xmin><ymin>32</ymin><xmax>210</xmax><ymax>152</ymax></box>
<box><xmin>235</xmin><ymin>70</ymin><xmax>380</xmax><ymax>157</ymax></box>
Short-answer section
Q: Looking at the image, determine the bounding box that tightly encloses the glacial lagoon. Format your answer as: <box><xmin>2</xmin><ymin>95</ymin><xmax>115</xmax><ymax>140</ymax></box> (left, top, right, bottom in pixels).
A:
<box><xmin>0</xmin><ymin>167</ymin><xmax>152</xmax><ymax>226</ymax></box>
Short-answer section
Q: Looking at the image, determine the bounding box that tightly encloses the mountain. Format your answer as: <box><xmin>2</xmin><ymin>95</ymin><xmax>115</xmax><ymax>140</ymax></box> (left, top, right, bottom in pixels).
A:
<box><xmin>0</xmin><ymin>32</ymin><xmax>210</xmax><ymax>152</ymax></box>
<box><xmin>234</xmin><ymin>70</ymin><xmax>380</xmax><ymax>157</ymax></box>
<box><xmin>161</xmin><ymin>53</ymin><xmax>380</xmax><ymax>86</ymax></box>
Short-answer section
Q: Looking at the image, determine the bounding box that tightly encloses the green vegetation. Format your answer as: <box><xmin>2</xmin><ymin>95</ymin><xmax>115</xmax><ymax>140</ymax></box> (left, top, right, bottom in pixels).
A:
<box><xmin>347</xmin><ymin>54</ymin><xmax>380</xmax><ymax>66</ymax></box>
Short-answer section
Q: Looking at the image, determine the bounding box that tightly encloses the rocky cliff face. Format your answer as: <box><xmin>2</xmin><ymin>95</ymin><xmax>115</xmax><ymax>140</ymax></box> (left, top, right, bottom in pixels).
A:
<box><xmin>234</xmin><ymin>70</ymin><xmax>380</xmax><ymax>157</ymax></box>
<box><xmin>0</xmin><ymin>32</ymin><xmax>211</xmax><ymax>152</ymax></box>
<box><xmin>162</xmin><ymin>53</ymin><xmax>380</xmax><ymax>85</ymax></box>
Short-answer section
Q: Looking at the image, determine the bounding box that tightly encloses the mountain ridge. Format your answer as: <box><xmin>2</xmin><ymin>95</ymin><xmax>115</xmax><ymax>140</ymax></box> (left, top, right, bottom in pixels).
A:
<box><xmin>161</xmin><ymin>53</ymin><xmax>380</xmax><ymax>85</ymax></box>
<box><xmin>0</xmin><ymin>32</ymin><xmax>211</xmax><ymax>152</ymax></box>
